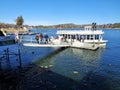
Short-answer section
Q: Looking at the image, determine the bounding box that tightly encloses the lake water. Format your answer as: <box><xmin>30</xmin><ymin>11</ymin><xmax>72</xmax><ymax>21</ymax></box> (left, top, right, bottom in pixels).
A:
<box><xmin>0</xmin><ymin>28</ymin><xmax>120</xmax><ymax>90</ymax></box>
<box><xmin>31</xmin><ymin>28</ymin><xmax>120</xmax><ymax>90</ymax></box>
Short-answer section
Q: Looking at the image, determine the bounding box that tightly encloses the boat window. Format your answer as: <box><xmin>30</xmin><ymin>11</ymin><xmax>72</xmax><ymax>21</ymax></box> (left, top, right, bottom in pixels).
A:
<box><xmin>87</xmin><ymin>35</ymin><xmax>90</xmax><ymax>40</ymax></box>
<box><xmin>95</xmin><ymin>35</ymin><xmax>99</xmax><ymax>39</ymax></box>
<box><xmin>91</xmin><ymin>35</ymin><xmax>93</xmax><ymax>40</ymax></box>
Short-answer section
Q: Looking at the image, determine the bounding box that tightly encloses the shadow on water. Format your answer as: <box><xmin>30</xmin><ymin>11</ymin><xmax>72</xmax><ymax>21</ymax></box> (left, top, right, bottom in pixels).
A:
<box><xmin>33</xmin><ymin>48</ymin><xmax>106</xmax><ymax>81</ymax></box>
<box><xmin>17</xmin><ymin>64</ymin><xmax>111</xmax><ymax>90</ymax></box>
<box><xmin>33</xmin><ymin>47</ymin><xmax>68</xmax><ymax>65</ymax></box>
<box><xmin>34</xmin><ymin>48</ymin><xmax>105</xmax><ymax>66</ymax></box>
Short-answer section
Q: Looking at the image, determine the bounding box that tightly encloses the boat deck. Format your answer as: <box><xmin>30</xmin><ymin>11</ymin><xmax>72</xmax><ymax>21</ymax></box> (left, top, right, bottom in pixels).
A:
<box><xmin>23</xmin><ymin>43</ymin><xmax>70</xmax><ymax>47</ymax></box>
<box><xmin>22</xmin><ymin>43</ymin><xmax>98</xmax><ymax>50</ymax></box>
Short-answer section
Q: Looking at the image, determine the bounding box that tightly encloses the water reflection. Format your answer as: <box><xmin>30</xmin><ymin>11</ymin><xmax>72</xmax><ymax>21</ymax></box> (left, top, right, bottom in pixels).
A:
<box><xmin>34</xmin><ymin>48</ymin><xmax>105</xmax><ymax>81</ymax></box>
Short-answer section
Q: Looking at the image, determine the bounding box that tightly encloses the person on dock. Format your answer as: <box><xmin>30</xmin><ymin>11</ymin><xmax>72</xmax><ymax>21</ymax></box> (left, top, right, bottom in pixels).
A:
<box><xmin>14</xmin><ymin>30</ymin><xmax>19</xmax><ymax>43</ymax></box>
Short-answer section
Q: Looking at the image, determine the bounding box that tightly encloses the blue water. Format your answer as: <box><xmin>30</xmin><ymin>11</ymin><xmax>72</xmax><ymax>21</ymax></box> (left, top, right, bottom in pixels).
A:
<box><xmin>1</xmin><ymin>28</ymin><xmax>120</xmax><ymax>89</ymax></box>
<box><xmin>31</xmin><ymin>28</ymin><xmax>120</xmax><ymax>90</ymax></box>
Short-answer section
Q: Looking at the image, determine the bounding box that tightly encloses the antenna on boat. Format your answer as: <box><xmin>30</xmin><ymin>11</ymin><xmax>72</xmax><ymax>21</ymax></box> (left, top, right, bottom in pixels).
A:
<box><xmin>92</xmin><ymin>22</ymin><xmax>97</xmax><ymax>31</ymax></box>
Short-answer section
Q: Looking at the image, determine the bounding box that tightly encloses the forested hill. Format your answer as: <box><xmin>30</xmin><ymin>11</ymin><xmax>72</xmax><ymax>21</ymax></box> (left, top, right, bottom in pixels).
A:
<box><xmin>33</xmin><ymin>23</ymin><xmax>120</xmax><ymax>28</ymax></box>
<box><xmin>0</xmin><ymin>22</ymin><xmax>120</xmax><ymax>28</ymax></box>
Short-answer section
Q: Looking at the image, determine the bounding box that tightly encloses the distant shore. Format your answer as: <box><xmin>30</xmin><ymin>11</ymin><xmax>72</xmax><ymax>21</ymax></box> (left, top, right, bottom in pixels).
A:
<box><xmin>1</xmin><ymin>27</ymin><xmax>120</xmax><ymax>35</ymax></box>
<box><xmin>1</xmin><ymin>27</ymin><xmax>29</xmax><ymax>34</ymax></box>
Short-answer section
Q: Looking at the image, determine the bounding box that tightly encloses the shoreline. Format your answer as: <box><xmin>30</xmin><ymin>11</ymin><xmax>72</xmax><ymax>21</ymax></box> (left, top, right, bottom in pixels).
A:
<box><xmin>0</xmin><ymin>44</ymin><xmax>67</xmax><ymax>90</ymax></box>
<box><xmin>0</xmin><ymin>48</ymin><xmax>67</xmax><ymax>90</ymax></box>
<box><xmin>1</xmin><ymin>28</ymin><xmax>29</xmax><ymax>34</ymax></box>
<box><xmin>0</xmin><ymin>63</ymin><xmax>35</xmax><ymax>90</ymax></box>
<box><xmin>16</xmin><ymin>63</ymin><xmax>84</xmax><ymax>90</ymax></box>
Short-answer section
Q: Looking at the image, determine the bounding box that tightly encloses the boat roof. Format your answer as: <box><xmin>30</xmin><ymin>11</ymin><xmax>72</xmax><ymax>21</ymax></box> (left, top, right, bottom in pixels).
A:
<box><xmin>56</xmin><ymin>30</ymin><xmax>104</xmax><ymax>35</ymax></box>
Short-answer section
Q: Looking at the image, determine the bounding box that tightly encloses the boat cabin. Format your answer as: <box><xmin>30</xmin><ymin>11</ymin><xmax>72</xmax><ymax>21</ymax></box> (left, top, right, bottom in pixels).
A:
<box><xmin>55</xmin><ymin>26</ymin><xmax>107</xmax><ymax>47</ymax></box>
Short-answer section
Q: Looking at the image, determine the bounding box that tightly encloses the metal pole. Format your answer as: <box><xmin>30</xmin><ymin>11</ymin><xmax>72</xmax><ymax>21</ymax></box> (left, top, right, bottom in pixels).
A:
<box><xmin>18</xmin><ymin>49</ymin><xmax>22</xmax><ymax>68</ymax></box>
<box><xmin>0</xmin><ymin>58</ymin><xmax>3</xmax><ymax>73</ymax></box>
<box><xmin>31</xmin><ymin>36</ymin><xmax>32</xmax><ymax>43</ymax></box>
<box><xmin>6</xmin><ymin>48</ymin><xmax>9</xmax><ymax>61</ymax></box>
<box><xmin>20</xmin><ymin>35</ymin><xmax>22</xmax><ymax>43</ymax></box>
<box><xmin>6</xmin><ymin>48</ymin><xmax>11</xmax><ymax>70</ymax></box>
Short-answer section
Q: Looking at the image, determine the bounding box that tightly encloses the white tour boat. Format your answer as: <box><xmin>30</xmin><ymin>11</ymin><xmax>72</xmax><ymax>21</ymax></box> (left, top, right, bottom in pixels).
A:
<box><xmin>23</xmin><ymin>24</ymin><xmax>107</xmax><ymax>50</ymax></box>
<box><xmin>51</xmin><ymin>26</ymin><xmax>107</xmax><ymax>49</ymax></box>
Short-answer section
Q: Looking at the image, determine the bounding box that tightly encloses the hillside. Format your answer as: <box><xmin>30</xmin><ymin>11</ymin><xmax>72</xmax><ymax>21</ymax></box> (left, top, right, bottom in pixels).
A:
<box><xmin>0</xmin><ymin>22</ymin><xmax>120</xmax><ymax>29</ymax></box>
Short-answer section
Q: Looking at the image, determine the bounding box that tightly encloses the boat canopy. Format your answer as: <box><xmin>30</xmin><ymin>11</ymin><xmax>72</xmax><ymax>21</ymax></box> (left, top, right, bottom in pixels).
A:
<box><xmin>56</xmin><ymin>30</ymin><xmax>104</xmax><ymax>35</ymax></box>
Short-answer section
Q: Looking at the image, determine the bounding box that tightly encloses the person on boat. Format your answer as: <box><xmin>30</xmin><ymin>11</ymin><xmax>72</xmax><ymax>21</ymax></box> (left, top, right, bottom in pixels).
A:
<box><xmin>62</xmin><ymin>34</ymin><xmax>66</xmax><ymax>42</ymax></box>
<box><xmin>35</xmin><ymin>33</ymin><xmax>40</xmax><ymax>43</ymax></box>
<box><xmin>92</xmin><ymin>22</ymin><xmax>97</xmax><ymax>30</ymax></box>
<box><xmin>71</xmin><ymin>35</ymin><xmax>75</xmax><ymax>42</ymax></box>
<box><xmin>81</xmin><ymin>35</ymin><xmax>85</xmax><ymax>42</ymax></box>
<box><xmin>39</xmin><ymin>33</ymin><xmax>43</xmax><ymax>43</ymax></box>
<box><xmin>44</xmin><ymin>34</ymin><xmax>48</xmax><ymax>44</ymax></box>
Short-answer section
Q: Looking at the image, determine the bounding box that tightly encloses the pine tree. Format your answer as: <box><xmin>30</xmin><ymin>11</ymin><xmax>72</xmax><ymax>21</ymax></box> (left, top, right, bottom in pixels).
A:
<box><xmin>16</xmin><ymin>16</ymin><xmax>24</xmax><ymax>27</ymax></box>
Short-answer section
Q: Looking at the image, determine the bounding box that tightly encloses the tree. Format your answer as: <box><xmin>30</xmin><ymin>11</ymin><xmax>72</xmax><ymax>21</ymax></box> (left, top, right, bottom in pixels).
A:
<box><xmin>16</xmin><ymin>16</ymin><xmax>24</xmax><ymax>27</ymax></box>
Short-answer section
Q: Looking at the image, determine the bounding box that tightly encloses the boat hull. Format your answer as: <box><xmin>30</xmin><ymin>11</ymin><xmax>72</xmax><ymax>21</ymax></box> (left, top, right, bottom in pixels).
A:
<box><xmin>71</xmin><ymin>42</ymin><xmax>98</xmax><ymax>50</ymax></box>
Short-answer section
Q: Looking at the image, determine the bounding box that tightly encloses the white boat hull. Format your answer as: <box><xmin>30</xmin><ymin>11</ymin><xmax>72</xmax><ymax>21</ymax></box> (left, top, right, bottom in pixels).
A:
<box><xmin>71</xmin><ymin>41</ymin><xmax>98</xmax><ymax>50</ymax></box>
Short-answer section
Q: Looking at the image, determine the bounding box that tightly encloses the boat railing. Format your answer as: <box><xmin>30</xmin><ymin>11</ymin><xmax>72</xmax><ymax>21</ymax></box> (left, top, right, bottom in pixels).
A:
<box><xmin>57</xmin><ymin>30</ymin><xmax>104</xmax><ymax>35</ymax></box>
<box><xmin>0</xmin><ymin>35</ymin><xmax>15</xmax><ymax>41</ymax></box>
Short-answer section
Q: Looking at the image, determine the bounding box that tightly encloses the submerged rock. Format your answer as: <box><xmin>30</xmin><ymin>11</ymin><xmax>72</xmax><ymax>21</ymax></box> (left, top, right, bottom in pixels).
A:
<box><xmin>73</xmin><ymin>71</ymin><xmax>79</xmax><ymax>74</ymax></box>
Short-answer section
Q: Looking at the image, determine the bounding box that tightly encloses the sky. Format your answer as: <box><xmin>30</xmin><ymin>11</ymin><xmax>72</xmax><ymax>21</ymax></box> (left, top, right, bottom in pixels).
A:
<box><xmin>0</xmin><ymin>0</ymin><xmax>120</xmax><ymax>25</ymax></box>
